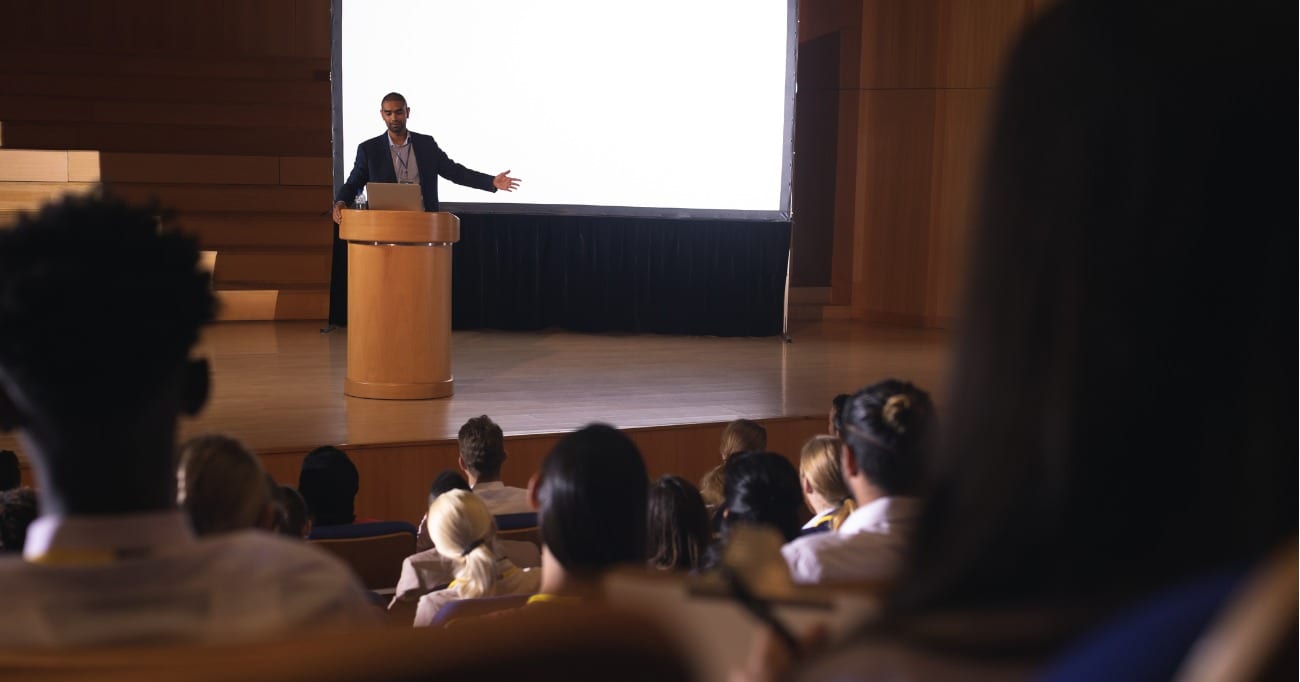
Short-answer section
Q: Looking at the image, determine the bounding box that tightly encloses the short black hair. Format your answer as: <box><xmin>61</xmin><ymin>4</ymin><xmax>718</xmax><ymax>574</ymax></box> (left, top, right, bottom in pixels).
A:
<box><xmin>719</xmin><ymin>451</ymin><xmax>804</xmax><ymax>543</ymax></box>
<box><xmin>840</xmin><ymin>379</ymin><xmax>934</xmax><ymax>495</ymax></box>
<box><xmin>298</xmin><ymin>446</ymin><xmax>359</xmax><ymax>526</ymax></box>
<box><xmin>380</xmin><ymin>92</ymin><xmax>408</xmax><ymax>108</ymax></box>
<box><xmin>536</xmin><ymin>423</ymin><xmax>648</xmax><ymax>573</ymax></box>
<box><xmin>0</xmin><ymin>450</ymin><xmax>20</xmax><ymax>491</ymax></box>
<box><xmin>0</xmin><ymin>196</ymin><xmax>215</xmax><ymax>417</ymax></box>
<box><xmin>0</xmin><ymin>487</ymin><xmax>38</xmax><ymax>553</ymax></box>
<box><xmin>429</xmin><ymin>469</ymin><xmax>470</xmax><ymax>504</ymax></box>
<box><xmin>458</xmin><ymin>415</ymin><xmax>506</xmax><ymax>479</ymax></box>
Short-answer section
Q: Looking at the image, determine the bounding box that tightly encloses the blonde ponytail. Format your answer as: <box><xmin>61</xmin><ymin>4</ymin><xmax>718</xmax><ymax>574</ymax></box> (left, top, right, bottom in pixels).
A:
<box><xmin>429</xmin><ymin>489</ymin><xmax>500</xmax><ymax>598</ymax></box>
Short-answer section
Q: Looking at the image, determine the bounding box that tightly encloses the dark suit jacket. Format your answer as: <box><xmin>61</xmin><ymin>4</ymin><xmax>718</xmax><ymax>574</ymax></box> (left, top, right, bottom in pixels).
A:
<box><xmin>335</xmin><ymin>131</ymin><xmax>497</xmax><ymax>212</ymax></box>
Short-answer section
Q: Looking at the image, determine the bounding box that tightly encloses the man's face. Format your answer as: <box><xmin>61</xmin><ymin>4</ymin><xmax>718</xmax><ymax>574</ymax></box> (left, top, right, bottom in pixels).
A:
<box><xmin>381</xmin><ymin>101</ymin><xmax>410</xmax><ymax>137</ymax></box>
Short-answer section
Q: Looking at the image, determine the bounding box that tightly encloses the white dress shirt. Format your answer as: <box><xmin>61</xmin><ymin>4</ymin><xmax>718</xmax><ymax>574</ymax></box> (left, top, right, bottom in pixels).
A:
<box><xmin>781</xmin><ymin>496</ymin><xmax>920</xmax><ymax>585</ymax></box>
<box><xmin>471</xmin><ymin>481</ymin><xmax>534</xmax><ymax>515</ymax></box>
<box><xmin>0</xmin><ymin>511</ymin><xmax>379</xmax><ymax>647</ymax></box>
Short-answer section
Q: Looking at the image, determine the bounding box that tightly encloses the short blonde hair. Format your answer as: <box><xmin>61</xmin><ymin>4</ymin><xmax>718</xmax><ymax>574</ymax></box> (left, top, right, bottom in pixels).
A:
<box><xmin>798</xmin><ymin>435</ymin><xmax>855</xmax><ymax>530</ymax></box>
<box><xmin>177</xmin><ymin>434</ymin><xmax>272</xmax><ymax>536</ymax></box>
<box><xmin>428</xmin><ymin>489</ymin><xmax>499</xmax><ymax>598</ymax></box>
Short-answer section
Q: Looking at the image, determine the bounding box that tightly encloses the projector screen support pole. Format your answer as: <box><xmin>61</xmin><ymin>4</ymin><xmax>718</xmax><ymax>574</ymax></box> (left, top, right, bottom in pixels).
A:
<box><xmin>781</xmin><ymin>240</ymin><xmax>793</xmax><ymax>343</ymax></box>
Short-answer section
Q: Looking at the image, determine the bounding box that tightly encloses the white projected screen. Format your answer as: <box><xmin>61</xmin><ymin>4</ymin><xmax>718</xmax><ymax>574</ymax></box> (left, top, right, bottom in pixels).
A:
<box><xmin>337</xmin><ymin>0</ymin><xmax>794</xmax><ymax>219</ymax></box>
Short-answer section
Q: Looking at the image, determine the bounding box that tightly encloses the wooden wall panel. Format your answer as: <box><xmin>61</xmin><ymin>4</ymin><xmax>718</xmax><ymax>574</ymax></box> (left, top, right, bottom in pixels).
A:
<box><xmin>853</xmin><ymin>90</ymin><xmax>937</xmax><ymax>324</ymax></box>
<box><xmin>831</xmin><ymin>0</ymin><xmax>1036</xmax><ymax>328</ymax></box>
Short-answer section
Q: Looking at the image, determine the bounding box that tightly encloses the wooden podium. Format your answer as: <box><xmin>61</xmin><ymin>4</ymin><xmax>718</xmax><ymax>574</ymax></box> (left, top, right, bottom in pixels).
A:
<box><xmin>338</xmin><ymin>209</ymin><xmax>459</xmax><ymax>399</ymax></box>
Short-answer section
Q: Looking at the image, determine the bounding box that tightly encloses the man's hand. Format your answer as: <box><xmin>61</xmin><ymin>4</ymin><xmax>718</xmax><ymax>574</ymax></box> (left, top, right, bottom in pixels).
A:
<box><xmin>493</xmin><ymin>170</ymin><xmax>521</xmax><ymax>192</ymax></box>
<box><xmin>332</xmin><ymin>201</ymin><xmax>347</xmax><ymax>224</ymax></box>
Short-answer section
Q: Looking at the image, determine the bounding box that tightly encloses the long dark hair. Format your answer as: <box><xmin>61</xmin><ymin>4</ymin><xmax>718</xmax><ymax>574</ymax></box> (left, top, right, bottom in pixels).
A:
<box><xmin>718</xmin><ymin>451</ymin><xmax>804</xmax><ymax>544</ymax></box>
<box><xmin>890</xmin><ymin>0</ymin><xmax>1293</xmax><ymax>626</ymax></box>
<box><xmin>536</xmin><ymin>423</ymin><xmax>649</xmax><ymax>573</ymax></box>
<box><xmin>647</xmin><ymin>475</ymin><xmax>712</xmax><ymax>571</ymax></box>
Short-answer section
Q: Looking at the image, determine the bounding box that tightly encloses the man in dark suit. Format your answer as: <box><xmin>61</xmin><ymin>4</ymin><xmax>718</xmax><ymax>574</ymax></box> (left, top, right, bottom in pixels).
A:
<box><xmin>327</xmin><ymin>92</ymin><xmax>519</xmax><ymax>325</ymax></box>
<box><xmin>331</xmin><ymin>91</ymin><xmax>519</xmax><ymax>222</ymax></box>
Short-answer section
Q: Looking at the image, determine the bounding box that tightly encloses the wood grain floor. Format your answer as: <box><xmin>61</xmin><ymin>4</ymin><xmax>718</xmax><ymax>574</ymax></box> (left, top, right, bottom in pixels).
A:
<box><xmin>2</xmin><ymin>319</ymin><xmax>949</xmax><ymax>457</ymax></box>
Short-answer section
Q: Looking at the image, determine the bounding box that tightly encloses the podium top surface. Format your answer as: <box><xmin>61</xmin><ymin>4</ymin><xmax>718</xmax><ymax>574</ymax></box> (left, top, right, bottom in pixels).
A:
<box><xmin>339</xmin><ymin>210</ymin><xmax>460</xmax><ymax>244</ymax></box>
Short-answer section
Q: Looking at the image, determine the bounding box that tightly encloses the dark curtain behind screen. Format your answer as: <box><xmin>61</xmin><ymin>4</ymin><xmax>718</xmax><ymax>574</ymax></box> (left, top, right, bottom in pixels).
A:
<box><xmin>451</xmin><ymin>214</ymin><xmax>790</xmax><ymax>336</ymax></box>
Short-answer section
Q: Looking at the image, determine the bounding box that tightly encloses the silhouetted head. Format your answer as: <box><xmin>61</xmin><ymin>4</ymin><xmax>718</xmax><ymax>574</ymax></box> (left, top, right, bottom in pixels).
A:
<box><xmin>298</xmin><ymin>446</ymin><xmax>360</xmax><ymax>526</ymax></box>
<box><xmin>534</xmin><ymin>423</ymin><xmax>648</xmax><ymax>574</ymax></box>
<box><xmin>0</xmin><ymin>487</ymin><xmax>38</xmax><ymax>553</ymax></box>
<box><xmin>275</xmin><ymin>485</ymin><xmax>312</xmax><ymax>539</ymax></box>
<box><xmin>0</xmin><ymin>196</ymin><xmax>214</xmax><ymax>514</ymax></box>
<box><xmin>429</xmin><ymin>469</ymin><xmax>471</xmax><ymax>505</ymax></box>
<box><xmin>0</xmin><ymin>450</ymin><xmax>19</xmax><ymax>491</ymax></box>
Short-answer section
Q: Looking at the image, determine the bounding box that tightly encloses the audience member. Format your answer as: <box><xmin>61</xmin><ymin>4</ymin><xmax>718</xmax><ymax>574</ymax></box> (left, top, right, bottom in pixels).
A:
<box><xmin>777</xmin><ymin>2</ymin><xmax>1292</xmax><ymax>679</ymax></box>
<box><xmin>529</xmin><ymin>423</ymin><xmax>649</xmax><ymax>603</ymax></box>
<box><xmin>828</xmin><ymin>394</ymin><xmax>850</xmax><ymax>437</ymax></box>
<box><xmin>647</xmin><ymin>475</ymin><xmax>712</xmax><ymax>572</ymax></box>
<box><xmin>275</xmin><ymin>485</ymin><xmax>312</xmax><ymax>540</ymax></box>
<box><xmin>392</xmin><ymin>470</ymin><xmax>539</xmax><ymax>608</ymax></box>
<box><xmin>782</xmin><ymin>381</ymin><xmax>932</xmax><ymax>584</ymax></box>
<box><xmin>796</xmin><ymin>435</ymin><xmax>855</xmax><ymax>534</ymax></box>
<box><xmin>412</xmin><ymin>489</ymin><xmax>540</xmax><ymax>626</ymax></box>
<box><xmin>0</xmin><ymin>196</ymin><xmax>377</xmax><ymax>646</ymax></box>
<box><xmin>0</xmin><ymin>487</ymin><xmax>38</xmax><ymax>553</ymax></box>
<box><xmin>176</xmin><ymin>433</ymin><xmax>278</xmax><ymax>535</ymax></box>
<box><xmin>415</xmin><ymin>470</ymin><xmax>472</xmax><ymax>551</ymax></box>
<box><xmin>706</xmin><ymin>451</ymin><xmax>803</xmax><ymax>569</ymax></box>
<box><xmin>458</xmin><ymin>415</ymin><xmax>531</xmax><ymax>514</ymax></box>
<box><xmin>0</xmin><ymin>449</ymin><xmax>20</xmax><ymax>490</ymax></box>
<box><xmin>699</xmin><ymin>418</ymin><xmax>769</xmax><ymax>507</ymax></box>
<box><xmin>299</xmin><ymin>445</ymin><xmax>375</xmax><ymax>526</ymax></box>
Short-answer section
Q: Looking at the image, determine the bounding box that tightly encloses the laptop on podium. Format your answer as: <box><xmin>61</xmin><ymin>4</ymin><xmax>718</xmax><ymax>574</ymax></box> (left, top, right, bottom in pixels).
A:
<box><xmin>366</xmin><ymin>182</ymin><xmax>424</xmax><ymax>211</ymax></box>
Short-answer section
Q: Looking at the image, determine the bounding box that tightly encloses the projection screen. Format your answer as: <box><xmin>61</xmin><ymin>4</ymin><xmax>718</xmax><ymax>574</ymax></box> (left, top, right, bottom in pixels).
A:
<box><xmin>333</xmin><ymin>0</ymin><xmax>796</xmax><ymax>220</ymax></box>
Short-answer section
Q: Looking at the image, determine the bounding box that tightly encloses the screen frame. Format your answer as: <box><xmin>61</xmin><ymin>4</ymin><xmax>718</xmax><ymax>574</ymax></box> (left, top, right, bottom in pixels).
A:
<box><xmin>330</xmin><ymin>0</ymin><xmax>798</xmax><ymax>222</ymax></box>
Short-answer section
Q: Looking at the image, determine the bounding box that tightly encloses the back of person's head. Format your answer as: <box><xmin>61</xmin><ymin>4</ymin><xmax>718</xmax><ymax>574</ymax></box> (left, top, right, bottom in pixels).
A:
<box><xmin>275</xmin><ymin>485</ymin><xmax>312</xmax><ymax>540</ymax></box>
<box><xmin>0</xmin><ymin>196</ymin><xmax>214</xmax><ymax>422</ymax></box>
<box><xmin>0</xmin><ymin>487</ymin><xmax>38</xmax><ymax>553</ymax></box>
<box><xmin>891</xmin><ymin>0</ymin><xmax>1293</xmax><ymax>628</ymax></box>
<box><xmin>698</xmin><ymin>465</ymin><xmax>725</xmax><ymax>509</ymax></box>
<box><xmin>429</xmin><ymin>489</ymin><xmax>499</xmax><ymax>598</ymax></box>
<box><xmin>458</xmin><ymin>415</ymin><xmax>506</xmax><ymax>480</ymax></box>
<box><xmin>429</xmin><ymin>469</ymin><xmax>471</xmax><ymax>505</ymax></box>
<box><xmin>719</xmin><ymin>419</ymin><xmax>767</xmax><ymax>459</ymax></box>
<box><xmin>829</xmin><ymin>394</ymin><xmax>851</xmax><ymax>436</ymax></box>
<box><xmin>536</xmin><ymin>423</ymin><xmax>649</xmax><ymax>574</ymax></box>
<box><xmin>298</xmin><ymin>446</ymin><xmax>359</xmax><ymax>526</ymax></box>
<box><xmin>0</xmin><ymin>450</ymin><xmax>20</xmax><ymax>491</ymax></box>
<box><xmin>0</xmin><ymin>196</ymin><xmax>214</xmax><ymax>513</ymax></box>
<box><xmin>838</xmin><ymin>380</ymin><xmax>934</xmax><ymax>496</ymax></box>
<box><xmin>176</xmin><ymin>434</ymin><xmax>274</xmax><ymax>536</ymax></box>
<box><xmin>799</xmin><ymin>435</ymin><xmax>856</xmax><ymax>528</ymax></box>
<box><xmin>647</xmin><ymin>475</ymin><xmax>712</xmax><ymax>571</ymax></box>
<box><xmin>720</xmin><ymin>451</ymin><xmax>804</xmax><ymax>543</ymax></box>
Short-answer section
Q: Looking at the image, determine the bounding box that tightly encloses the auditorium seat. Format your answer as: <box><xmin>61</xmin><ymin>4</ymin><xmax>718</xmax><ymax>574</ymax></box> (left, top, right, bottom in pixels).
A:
<box><xmin>494</xmin><ymin>512</ymin><xmax>540</xmax><ymax>547</ymax></box>
<box><xmin>309</xmin><ymin>522</ymin><xmax>418</xmax><ymax>591</ymax></box>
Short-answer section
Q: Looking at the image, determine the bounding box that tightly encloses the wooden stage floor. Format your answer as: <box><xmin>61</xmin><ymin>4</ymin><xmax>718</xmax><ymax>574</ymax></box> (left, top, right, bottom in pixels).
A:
<box><xmin>4</xmin><ymin>319</ymin><xmax>950</xmax><ymax>457</ymax></box>
<box><xmin>3</xmin><ymin>319</ymin><xmax>948</xmax><ymax>521</ymax></box>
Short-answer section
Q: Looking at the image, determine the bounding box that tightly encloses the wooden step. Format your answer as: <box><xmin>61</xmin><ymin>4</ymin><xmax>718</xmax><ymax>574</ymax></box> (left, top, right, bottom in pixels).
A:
<box><xmin>0</xmin><ymin>72</ymin><xmax>328</xmax><ymax>107</ymax></box>
<box><xmin>109</xmin><ymin>182</ymin><xmax>331</xmax><ymax>213</ymax></box>
<box><xmin>98</xmin><ymin>153</ymin><xmax>329</xmax><ymax>186</ymax></box>
<box><xmin>0</xmin><ymin>94</ymin><xmax>331</xmax><ymax>130</ymax></box>
<box><xmin>1</xmin><ymin>120</ymin><xmax>329</xmax><ymax>156</ymax></box>
<box><xmin>210</xmin><ymin>248</ymin><xmax>332</xmax><ymax>287</ymax></box>
<box><xmin>0</xmin><ymin>149</ymin><xmax>100</xmax><ymax>182</ymax></box>
<box><xmin>214</xmin><ymin>288</ymin><xmax>329</xmax><ymax>321</ymax></box>
<box><xmin>0</xmin><ymin>49</ymin><xmax>327</xmax><ymax>82</ymax></box>
<box><xmin>173</xmin><ymin>212</ymin><xmax>333</xmax><ymax>250</ymax></box>
<box><xmin>0</xmin><ymin>181</ymin><xmax>100</xmax><ymax>211</ymax></box>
